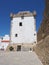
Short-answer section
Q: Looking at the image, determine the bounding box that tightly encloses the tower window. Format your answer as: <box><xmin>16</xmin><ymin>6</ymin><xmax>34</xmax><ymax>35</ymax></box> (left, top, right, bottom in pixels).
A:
<box><xmin>19</xmin><ymin>22</ymin><xmax>22</xmax><ymax>26</ymax></box>
<box><xmin>15</xmin><ymin>34</ymin><xmax>18</xmax><ymax>37</ymax></box>
<box><xmin>34</xmin><ymin>34</ymin><xmax>36</xmax><ymax>36</ymax></box>
<box><xmin>34</xmin><ymin>41</ymin><xmax>36</xmax><ymax>43</ymax></box>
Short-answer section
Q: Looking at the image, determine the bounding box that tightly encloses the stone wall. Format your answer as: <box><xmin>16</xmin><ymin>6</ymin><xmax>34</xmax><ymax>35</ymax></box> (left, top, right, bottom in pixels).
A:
<box><xmin>34</xmin><ymin>35</ymin><xmax>49</xmax><ymax>65</ymax></box>
<box><xmin>37</xmin><ymin>0</ymin><xmax>49</xmax><ymax>41</ymax></box>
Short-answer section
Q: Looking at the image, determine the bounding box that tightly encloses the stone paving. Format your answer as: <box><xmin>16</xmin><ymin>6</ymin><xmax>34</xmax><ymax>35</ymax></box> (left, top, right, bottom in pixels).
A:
<box><xmin>0</xmin><ymin>51</ymin><xmax>43</xmax><ymax>65</ymax></box>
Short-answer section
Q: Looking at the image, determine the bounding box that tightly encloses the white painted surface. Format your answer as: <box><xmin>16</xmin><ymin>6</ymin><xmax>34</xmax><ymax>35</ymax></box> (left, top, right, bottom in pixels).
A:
<box><xmin>0</xmin><ymin>35</ymin><xmax>10</xmax><ymax>50</ymax></box>
<box><xmin>11</xmin><ymin>16</ymin><xmax>37</xmax><ymax>44</ymax></box>
<box><xmin>3</xmin><ymin>35</ymin><xmax>10</xmax><ymax>40</ymax></box>
<box><xmin>0</xmin><ymin>43</ymin><xmax>9</xmax><ymax>50</ymax></box>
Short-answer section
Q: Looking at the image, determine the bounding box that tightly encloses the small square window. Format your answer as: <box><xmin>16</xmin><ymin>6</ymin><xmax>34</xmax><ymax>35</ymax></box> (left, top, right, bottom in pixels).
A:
<box><xmin>15</xmin><ymin>34</ymin><xmax>18</xmax><ymax>37</ymax></box>
<box><xmin>34</xmin><ymin>41</ymin><xmax>36</xmax><ymax>43</ymax></box>
<box><xmin>34</xmin><ymin>34</ymin><xmax>36</xmax><ymax>36</ymax></box>
<box><xmin>19</xmin><ymin>22</ymin><xmax>22</xmax><ymax>26</ymax></box>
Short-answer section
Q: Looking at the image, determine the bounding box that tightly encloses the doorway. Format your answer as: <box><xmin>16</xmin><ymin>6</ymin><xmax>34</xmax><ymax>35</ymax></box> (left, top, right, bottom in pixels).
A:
<box><xmin>17</xmin><ymin>45</ymin><xmax>21</xmax><ymax>51</ymax></box>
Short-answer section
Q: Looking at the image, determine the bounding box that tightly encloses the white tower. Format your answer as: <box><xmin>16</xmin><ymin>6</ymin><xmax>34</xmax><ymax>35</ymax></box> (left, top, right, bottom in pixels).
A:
<box><xmin>10</xmin><ymin>11</ymin><xmax>37</xmax><ymax>51</ymax></box>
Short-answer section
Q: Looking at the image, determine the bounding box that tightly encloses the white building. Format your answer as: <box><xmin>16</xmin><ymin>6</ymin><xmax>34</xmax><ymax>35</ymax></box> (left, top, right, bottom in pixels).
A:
<box><xmin>10</xmin><ymin>11</ymin><xmax>37</xmax><ymax>51</ymax></box>
<box><xmin>0</xmin><ymin>35</ymin><xmax>10</xmax><ymax>50</ymax></box>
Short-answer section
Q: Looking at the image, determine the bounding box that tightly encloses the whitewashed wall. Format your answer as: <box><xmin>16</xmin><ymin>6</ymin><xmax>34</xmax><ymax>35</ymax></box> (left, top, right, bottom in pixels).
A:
<box><xmin>0</xmin><ymin>35</ymin><xmax>10</xmax><ymax>50</ymax></box>
<box><xmin>3</xmin><ymin>35</ymin><xmax>9</xmax><ymax>40</ymax></box>
<box><xmin>0</xmin><ymin>43</ymin><xmax>9</xmax><ymax>50</ymax></box>
<box><xmin>10</xmin><ymin>16</ymin><xmax>37</xmax><ymax>44</ymax></box>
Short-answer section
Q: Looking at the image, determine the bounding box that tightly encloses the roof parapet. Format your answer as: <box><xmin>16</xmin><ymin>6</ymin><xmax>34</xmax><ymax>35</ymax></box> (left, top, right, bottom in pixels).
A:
<box><xmin>10</xmin><ymin>11</ymin><xmax>36</xmax><ymax>19</ymax></box>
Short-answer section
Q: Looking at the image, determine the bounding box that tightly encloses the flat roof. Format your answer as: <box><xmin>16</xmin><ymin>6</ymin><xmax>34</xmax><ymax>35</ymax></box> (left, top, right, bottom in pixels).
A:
<box><xmin>10</xmin><ymin>11</ymin><xmax>36</xmax><ymax>18</ymax></box>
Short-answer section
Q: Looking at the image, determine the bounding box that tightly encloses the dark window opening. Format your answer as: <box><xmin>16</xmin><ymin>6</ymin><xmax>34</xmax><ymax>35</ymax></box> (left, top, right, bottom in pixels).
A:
<box><xmin>34</xmin><ymin>34</ymin><xmax>36</xmax><ymax>36</ymax></box>
<box><xmin>15</xmin><ymin>34</ymin><xmax>18</xmax><ymax>37</ymax></box>
<box><xmin>17</xmin><ymin>45</ymin><xmax>21</xmax><ymax>51</ymax></box>
<box><xmin>19</xmin><ymin>22</ymin><xmax>22</xmax><ymax>26</ymax></box>
<box><xmin>34</xmin><ymin>41</ymin><xmax>36</xmax><ymax>43</ymax></box>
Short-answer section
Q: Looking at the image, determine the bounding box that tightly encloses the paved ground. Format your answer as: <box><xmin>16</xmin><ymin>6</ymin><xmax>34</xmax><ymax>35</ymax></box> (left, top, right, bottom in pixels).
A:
<box><xmin>0</xmin><ymin>51</ymin><xmax>43</xmax><ymax>65</ymax></box>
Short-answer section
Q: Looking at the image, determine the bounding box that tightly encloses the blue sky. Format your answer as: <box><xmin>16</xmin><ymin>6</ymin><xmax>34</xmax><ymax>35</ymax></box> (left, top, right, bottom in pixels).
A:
<box><xmin>0</xmin><ymin>0</ymin><xmax>45</xmax><ymax>36</ymax></box>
